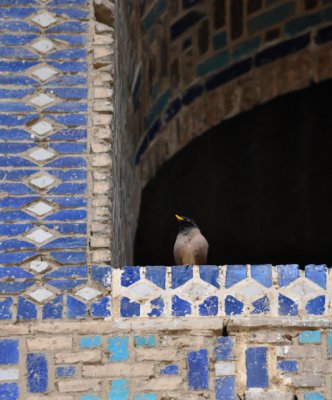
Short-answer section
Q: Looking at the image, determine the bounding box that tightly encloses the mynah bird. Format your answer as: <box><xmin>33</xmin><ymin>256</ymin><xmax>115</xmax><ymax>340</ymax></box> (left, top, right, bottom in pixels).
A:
<box><xmin>173</xmin><ymin>214</ymin><xmax>209</xmax><ymax>265</ymax></box>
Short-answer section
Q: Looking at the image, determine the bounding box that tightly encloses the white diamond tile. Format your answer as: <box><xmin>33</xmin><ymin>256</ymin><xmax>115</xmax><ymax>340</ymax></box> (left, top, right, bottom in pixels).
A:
<box><xmin>237</xmin><ymin>281</ymin><xmax>263</xmax><ymax>298</ymax></box>
<box><xmin>30</xmin><ymin>260</ymin><xmax>49</xmax><ymax>273</ymax></box>
<box><xmin>26</xmin><ymin>201</ymin><xmax>53</xmax><ymax>216</ymax></box>
<box><xmin>32</xmin><ymin>66</ymin><xmax>58</xmax><ymax>82</ymax></box>
<box><xmin>0</xmin><ymin>369</ymin><xmax>19</xmax><ymax>381</ymax></box>
<box><xmin>76</xmin><ymin>287</ymin><xmax>102</xmax><ymax>301</ymax></box>
<box><xmin>32</xmin><ymin>12</ymin><xmax>57</xmax><ymax>28</ymax></box>
<box><xmin>128</xmin><ymin>281</ymin><xmax>156</xmax><ymax>299</ymax></box>
<box><xmin>285</xmin><ymin>279</ymin><xmax>319</xmax><ymax>298</ymax></box>
<box><xmin>30</xmin><ymin>174</ymin><xmax>55</xmax><ymax>189</ymax></box>
<box><xmin>26</xmin><ymin>228</ymin><xmax>53</xmax><ymax>244</ymax></box>
<box><xmin>29</xmin><ymin>148</ymin><xmax>55</xmax><ymax>162</ymax></box>
<box><xmin>32</xmin><ymin>39</ymin><xmax>55</xmax><ymax>54</ymax></box>
<box><xmin>30</xmin><ymin>93</ymin><xmax>55</xmax><ymax>107</ymax></box>
<box><xmin>31</xmin><ymin>121</ymin><xmax>53</xmax><ymax>136</ymax></box>
<box><xmin>29</xmin><ymin>288</ymin><xmax>54</xmax><ymax>303</ymax></box>
<box><xmin>184</xmin><ymin>283</ymin><xmax>211</xmax><ymax>299</ymax></box>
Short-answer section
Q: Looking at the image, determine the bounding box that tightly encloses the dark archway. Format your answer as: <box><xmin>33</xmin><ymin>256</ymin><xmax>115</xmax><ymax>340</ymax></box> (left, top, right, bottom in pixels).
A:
<box><xmin>134</xmin><ymin>80</ymin><xmax>332</xmax><ymax>266</ymax></box>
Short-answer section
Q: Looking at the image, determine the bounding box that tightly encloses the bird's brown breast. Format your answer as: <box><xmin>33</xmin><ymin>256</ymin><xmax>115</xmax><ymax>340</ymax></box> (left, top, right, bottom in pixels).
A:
<box><xmin>173</xmin><ymin>228</ymin><xmax>209</xmax><ymax>265</ymax></box>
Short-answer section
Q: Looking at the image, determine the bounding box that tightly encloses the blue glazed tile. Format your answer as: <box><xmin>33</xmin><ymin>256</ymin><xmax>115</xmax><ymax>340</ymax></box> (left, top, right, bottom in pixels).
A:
<box><xmin>121</xmin><ymin>266</ymin><xmax>140</xmax><ymax>287</ymax></box>
<box><xmin>251</xmin><ymin>296</ymin><xmax>270</xmax><ymax>314</ymax></box>
<box><xmin>225</xmin><ymin>265</ymin><xmax>247</xmax><ymax>288</ymax></box>
<box><xmin>165</xmin><ymin>97</ymin><xmax>181</xmax><ymax>122</ymax></box>
<box><xmin>0</xmin><ymin>76</ymin><xmax>38</xmax><ymax>85</ymax></box>
<box><xmin>304</xmin><ymin>394</ymin><xmax>325</xmax><ymax>400</ymax></box>
<box><xmin>47</xmin><ymin>170</ymin><xmax>87</xmax><ymax>181</ymax></box>
<box><xmin>197</xmin><ymin>50</ymin><xmax>229</xmax><ymax>77</ymax></box>
<box><xmin>0</xmin><ymin>224</ymin><xmax>34</xmax><ymax>236</ymax></box>
<box><xmin>215</xmin><ymin>337</ymin><xmax>234</xmax><ymax>361</ymax></box>
<box><xmin>277</xmin><ymin>264</ymin><xmax>299</xmax><ymax>287</ymax></box>
<box><xmin>91</xmin><ymin>297</ymin><xmax>111</xmax><ymax>318</ymax></box>
<box><xmin>144</xmin><ymin>90</ymin><xmax>170</xmax><ymax>129</ymax></box>
<box><xmin>171</xmin><ymin>11</ymin><xmax>205</xmax><ymax>40</ymax></box>
<box><xmin>0</xmin><ymin>129</ymin><xmax>32</xmax><ymax>141</ymax></box>
<box><xmin>160</xmin><ymin>365</ymin><xmax>179</xmax><ymax>375</ymax></box>
<box><xmin>0</xmin><ymin>61</ymin><xmax>39</xmax><ymax>72</ymax></box>
<box><xmin>41</xmin><ymin>238</ymin><xmax>86</xmax><ymax>250</ymax></box>
<box><xmin>42</xmin><ymin>296</ymin><xmax>63</xmax><ymax>320</ymax></box>
<box><xmin>0</xmin><ymin>252</ymin><xmax>37</xmax><ymax>265</ymax></box>
<box><xmin>0</xmin><ymin>34</ymin><xmax>37</xmax><ymax>45</ymax></box>
<box><xmin>0</xmin><ymin>339</ymin><xmax>19</xmax><ymax>364</ymax></box>
<box><xmin>80</xmin><ymin>396</ymin><xmax>100</xmax><ymax>400</ymax></box>
<box><xmin>0</xmin><ymin>20</ymin><xmax>39</xmax><ymax>32</ymax></box>
<box><xmin>305</xmin><ymin>264</ymin><xmax>327</xmax><ymax>289</ymax></box>
<box><xmin>134</xmin><ymin>335</ymin><xmax>155</xmax><ymax>348</ymax></box>
<box><xmin>17</xmin><ymin>297</ymin><xmax>37</xmax><ymax>321</ymax></box>
<box><xmin>182</xmin><ymin>83</ymin><xmax>204</xmax><ymax>105</ymax></box>
<box><xmin>50</xmin><ymin>143</ymin><xmax>87</xmax><ymax>154</ymax></box>
<box><xmin>255</xmin><ymin>33</ymin><xmax>310</xmax><ymax>67</ymax></box>
<box><xmin>0</xmin><ymin>114</ymin><xmax>37</xmax><ymax>126</ymax></box>
<box><xmin>0</xmin><ymin>297</ymin><xmax>13</xmax><ymax>320</ymax></box>
<box><xmin>327</xmin><ymin>332</ymin><xmax>332</xmax><ymax>358</ymax></box>
<box><xmin>251</xmin><ymin>265</ymin><xmax>272</xmax><ymax>287</ymax></box>
<box><xmin>51</xmin><ymin>251</ymin><xmax>86</xmax><ymax>264</ymax></box>
<box><xmin>47</xmin><ymin>49</ymin><xmax>87</xmax><ymax>60</ymax></box>
<box><xmin>183</xmin><ymin>36</ymin><xmax>192</xmax><ymax>49</ymax></box>
<box><xmin>0</xmin><ymin>142</ymin><xmax>34</xmax><ymax>153</ymax></box>
<box><xmin>48</xmin><ymin>197</ymin><xmax>87</xmax><ymax>208</ymax></box>
<box><xmin>0</xmin><ymin>282</ymin><xmax>35</xmax><ymax>294</ymax></box>
<box><xmin>48</xmin><ymin>61</ymin><xmax>87</xmax><ymax>73</ymax></box>
<box><xmin>225</xmin><ymin>295</ymin><xmax>244</xmax><ymax>315</ymax></box>
<box><xmin>27</xmin><ymin>353</ymin><xmax>48</xmax><ymax>393</ymax></box>
<box><xmin>306</xmin><ymin>296</ymin><xmax>325</xmax><ymax>315</ymax></box>
<box><xmin>172</xmin><ymin>265</ymin><xmax>193</xmax><ymax>288</ymax></box>
<box><xmin>183</xmin><ymin>0</ymin><xmax>201</xmax><ymax>8</ymax></box>
<box><xmin>49</xmin><ymin>0</ymin><xmax>87</xmax><ymax>4</ymax></box>
<box><xmin>0</xmin><ymin>383</ymin><xmax>19</xmax><ymax>400</ymax></box>
<box><xmin>0</xmin><ymin>0</ymin><xmax>37</xmax><ymax>3</ymax></box>
<box><xmin>108</xmin><ymin>337</ymin><xmax>129</xmax><ymax>362</ymax></box>
<box><xmin>50</xmin><ymin>8</ymin><xmax>89</xmax><ymax>19</ymax></box>
<box><xmin>56</xmin><ymin>366</ymin><xmax>75</xmax><ymax>378</ymax></box>
<box><xmin>285</xmin><ymin>12</ymin><xmax>321</xmax><ymax>37</ymax></box>
<box><xmin>299</xmin><ymin>331</ymin><xmax>321</xmax><ymax>344</ymax></box>
<box><xmin>47</xmin><ymin>114</ymin><xmax>87</xmax><ymax>126</ymax></box>
<box><xmin>199</xmin><ymin>265</ymin><xmax>219</xmax><ymax>288</ymax></box>
<box><xmin>46</xmin><ymin>157</ymin><xmax>86</xmax><ymax>168</ymax></box>
<box><xmin>48</xmin><ymin>223</ymin><xmax>85</xmax><ymax>235</ymax></box>
<box><xmin>199</xmin><ymin>296</ymin><xmax>218</xmax><ymax>316</ymax></box>
<box><xmin>80</xmin><ymin>336</ymin><xmax>101</xmax><ymax>349</ymax></box>
<box><xmin>47</xmin><ymin>22</ymin><xmax>88</xmax><ymax>33</ymax></box>
<box><xmin>278</xmin><ymin>294</ymin><xmax>298</xmax><ymax>316</ymax></box>
<box><xmin>46</xmin><ymin>102</ymin><xmax>87</xmax><ymax>113</ymax></box>
<box><xmin>0</xmin><ymin>47</ymin><xmax>38</xmax><ymax>60</ymax></box>
<box><xmin>0</xmin><ymin>196</ymin><xmax>37</xmax><ymax>208</ymax></box>
<box><xmin>246</xmin><ymin>347</ymin><xmax>268</xmax><ymax>388</ymax></box>
<box><xmin>215</xmin><ymin>376</ymin><xmax>236</xmax><ymax>400</ymax></box>
<box><xmin>0</xmin><ymin>101</ymin><xmax>35</xmax><ymax>111</ymax></box>
<box><xmin>213</xmin><ymin>31</ymin><xmax>227</xmax><ymax>50</ymax></box>
<box><xmin>92</xmin><ymin>266</ymin><xmax>112</xmax><ymax>287</ymax></box>
<box><xmin>316</xmin><ymin>24</ymin><xmax>332</xmax><ymax>44</ymax></box>
<box><xmin>120</xmin><ymin>297</ymin><xmax>140</xmax><ymax>317</ymax></box>
<box><xmin>148</xmin><ymin>296</ymin><xmax>164</xmax><ymax>317</ymax></box>
<box><xmin>0</xmin><ymin>210</ymin><xmax>36</xmax><ymax>222</ymax></box>
<box><xmin>47</xmin><ymin>280</ymin><xmax>87</xmax><ymax>291</ymax></box>
<box><xmin>206</xmin><ymin>58</ymin><xmax>252</xmax><ymax>91</ymax></box>
<box><xmin>45</xmin><ymin>266</ymin><xmax>88</xmax><ymax>279</ymax></box>
<box><xmin>50</xmin><ymin>129</ymin><xmax>87</xmax><ymax>140</ymax></box>
<box><xmin>0</xmin><ymin>239</ymin><xmax>35</xmax><ymax>251</ymax></box>
<box><xmin>0</xmin><ymin>170</ymin><xmax>38</xmax><ymax>181</ymax></box>
<box><xmin>172</xmin><ymin>295</ymin><xmax>191</xmax><ymax>316</ymax></box>
<box><xmin>47</xmin><ymin>75</ymin><xmax>87</xmax><ymax>86</ymax></box>
<box><xmin>45</xmin><ymin>210</ymin><xmax>87</xmax><ymax>221</ymax></box>
<box><xmin>0</xmin><ymin>267</ymin><xmax>34</xmax><ymax>279</ymax></box>
<box><xmin>187</xmin><ymin>349</ymin><xmax>209</xmax><ymax>390</ymax></box>
<box><xmin>48</xmin><ymin>183</ymin><xmax>87</xmax><ymax>195</ymax></box>
<box><xmin>277</xmin><ymin>360</ymin><xmax>298</xmax><ymax>372</ymax></box>
<box><xmin>67</xmin><ymin>296</ymin><xmax>86</xmax><ymax>319</ymax></box>
<box><xmin>109</xmin><ymin>378</ymin><xmax>129</xmax><ymax>400</ymax></box>
<box><xmin>0</xmin><ymin>157</ymin><xmax>37</xmax><ymax>168</ymax></box>
<box><xmin>0</xmin><ymin>7</ymin><xmax>37</xmax><ymax>18</ymax></box>
<box><xmin>146</xmin><ymin>266</ymin><xmax>166</xmax><ymax>289</ymax></box>
<box><xmin>133</xmin><ymin>395</ymin><xmax>156</xmax><ymax>400</ymax></box>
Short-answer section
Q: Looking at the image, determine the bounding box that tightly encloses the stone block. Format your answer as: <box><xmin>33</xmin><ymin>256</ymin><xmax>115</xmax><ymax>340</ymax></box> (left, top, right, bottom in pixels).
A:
<box><xmin>27</xmin><ymin>337</ymin><xmax>72</xmax><ymax>351</ymax></box>
<box><xmin>245</xmin><ymin>390</ymin><xmax>294</xmax><ymax>400</ymax></box>
<box><xmin>82</xmin><ymin>363</ymin><xmax>154</xmax><ymax>377</ymax></box>
<box><xmin>57</xmin><ymin>379</ymin><xmax>101</xmax><ymax>393</ymax></box>
<box><xmin>55</xmin><ymin>350</ymin><xmax>102</xmax><ymax>364</ymax></box>
<box><xmin>287</xmin><ymin>373</ymin><xmax>325</xmax><ymax>387</ymax></box>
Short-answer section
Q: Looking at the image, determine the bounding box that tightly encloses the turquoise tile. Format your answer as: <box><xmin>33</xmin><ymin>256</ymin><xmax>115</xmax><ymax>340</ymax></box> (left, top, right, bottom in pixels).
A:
<box><xmin>232</xmin><ymin>36</ymin><xmax>261</xmax><ymax>61</ymax></box>
<box><xmin>142</xmin><ymin>0</ymin><xmax>167</xmax><ymax>32</ymax></box>
<box><xmin>80</xmin><ymin>336</ymin><xmax>101</xmax><ymax>349</ymax></box>
<box><xmin>304</xmin><ymin>394</ymin><xmax>325</xmax><ymax>400</ymax></box>
<box><xmin>109</xmin><ymin>379</ymin><xmax>129</xmax><ymax>400</ymax></box>
<box><xmin>197</xmin><ymin>51</ymin><xmax>229</xmax><ymax>77</ymax></box>
<box><xmin>134</xmin><ymin>335</ymin><xmax>155</xmax><ymax>348</ymax></box>
<box><xmin>144</xmin><ymin>90</ymin><xmax>170</xmax><ymax>129</ymax></box>
<box><xmin>248</xmin><ymin>2</ymin><xmax>295</xmax><ymax>34</ymax></box>
<box><xmin>299</xmin><ymin>331</ymin><xmax>321</xmax><ymax>344</ymax></box>
<box><xmin>108</xmin><ymin>337</ymin><xmax>129</xmax><ymax>362</ymax></box>
<box><xmin>213</xmin><ymin>31</ymin><xmax>227</xmax><ymax>50</ymax></box>
<box><xmin>80</xmin><ymin>396</ymin><xmax>101</xmax><ymax>400</ymax></box>
<box><xmin>285</xmin><ymin>13</ymin><xmax>321</xmax><ymax>37</ymax></box>
<box><xmin>327</xmin><ymin>332</ymin><xmax>332</xmax><ymax>357</ymax></box>
<box><xmin>134</xmin><ymin>395</ymin><xmax>157</xmax><ymax>400</ymax></box>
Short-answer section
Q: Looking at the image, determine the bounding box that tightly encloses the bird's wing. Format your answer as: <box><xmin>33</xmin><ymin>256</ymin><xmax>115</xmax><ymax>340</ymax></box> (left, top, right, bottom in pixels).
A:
<box><xmin>191</xmin><ymin>234</ymin><xmax>209</xmax><ymax>264</ymax></box>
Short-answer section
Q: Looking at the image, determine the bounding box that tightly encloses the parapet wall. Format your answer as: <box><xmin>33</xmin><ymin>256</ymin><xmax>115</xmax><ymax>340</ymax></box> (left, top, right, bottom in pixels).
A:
<box><xmin>1</xmin><ymin>265</ymin><xmax>332</xmax><ymax>399</ymax></box>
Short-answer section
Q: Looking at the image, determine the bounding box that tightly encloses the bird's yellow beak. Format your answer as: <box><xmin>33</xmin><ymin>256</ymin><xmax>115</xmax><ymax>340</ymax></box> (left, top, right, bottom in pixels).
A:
<box><xmin>175</xmin><ymin>214</ymin><xmax>184</xmax><ymax>221</ymax></box>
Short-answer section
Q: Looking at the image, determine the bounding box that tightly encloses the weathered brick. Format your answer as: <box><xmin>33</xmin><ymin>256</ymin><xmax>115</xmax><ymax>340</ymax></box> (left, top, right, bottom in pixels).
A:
<box><xmin>82</xmin><ymin>363</ymin><xmax>154</xmax><ymax>377</ymax></box>
<box><xmin>57</xmin><ymin>379</ymin><xmax>101</xmax><ymax>393</ymax></box>
<box><xmin>55</xmin><ymin>350</ymin><xmax>102</xmax><ymax>364</ymax></box>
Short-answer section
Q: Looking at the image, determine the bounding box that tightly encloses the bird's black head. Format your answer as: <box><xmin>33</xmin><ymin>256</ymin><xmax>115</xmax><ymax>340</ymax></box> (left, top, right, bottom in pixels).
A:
<box><xmin>175</xmin><ymin>214</ymin><xmax>198</xmax><ymax>233</ymax></box>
